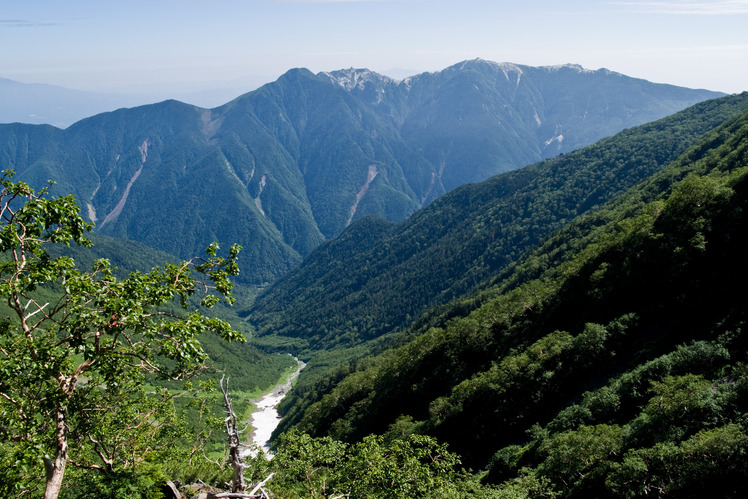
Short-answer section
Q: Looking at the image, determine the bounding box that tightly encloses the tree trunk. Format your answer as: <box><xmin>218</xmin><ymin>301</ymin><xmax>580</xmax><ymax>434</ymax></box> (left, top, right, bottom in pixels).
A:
<box><xmin>44</xmin><ymin>406</ymin><xmax>69</xmax><ymax>499</ymax></box>
<box><xmin>220</xmin><ymin>376</ymin><xmax>246</xmax><ymax>494</ymax></box>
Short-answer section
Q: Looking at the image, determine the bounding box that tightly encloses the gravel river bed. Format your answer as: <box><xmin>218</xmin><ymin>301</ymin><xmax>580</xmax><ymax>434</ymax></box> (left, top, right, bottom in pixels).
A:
<box><xmin>245</xmin><ymin>358</ymin><xmax>305</xmax><ymax>457</ymax></box>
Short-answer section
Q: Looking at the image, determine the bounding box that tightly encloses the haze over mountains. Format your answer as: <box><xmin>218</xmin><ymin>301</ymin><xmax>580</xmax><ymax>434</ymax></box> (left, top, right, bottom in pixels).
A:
<box><xmin>0</xmin><ymin>76</ymin><xmax>270</xmax><ymax>128</ymax></box>
<box><xmin>0</xmin><ymin>59</ymin><xmax>723</xmax><ymax>284</ymax></box>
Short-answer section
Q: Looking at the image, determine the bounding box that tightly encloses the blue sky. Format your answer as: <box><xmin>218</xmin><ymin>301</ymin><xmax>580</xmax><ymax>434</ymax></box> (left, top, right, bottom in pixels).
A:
<box><xmin>2</xmin><ymin>0</ymin><xmax>746</xmax><ymax>97</ymax></box>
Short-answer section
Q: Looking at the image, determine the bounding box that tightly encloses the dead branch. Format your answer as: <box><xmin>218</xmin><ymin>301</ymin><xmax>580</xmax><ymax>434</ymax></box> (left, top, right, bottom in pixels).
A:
<box><xmin>220</xmin><ymin>375</ymin><xmax>247</xmax><ymax>493</ymax></box>
<box><xmin>212</xmin><ymin>473</ymin><xmax>275</xmax><ymax>497</ymax></box>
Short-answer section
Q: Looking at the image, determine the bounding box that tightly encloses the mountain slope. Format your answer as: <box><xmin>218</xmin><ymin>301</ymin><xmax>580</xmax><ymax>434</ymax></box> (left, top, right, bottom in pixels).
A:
<box><xmin>249</xmin><ymin>93</ymin><xmax>748</xmax><ymax>351</ymax></box>
<box><xmin>278</xmin><ymin>107</ymin><xmax>748</xmax><ymax>497</ymax></box>
<box><xmin>326</xmin><ymin>60</ymin><xmax>724</xmax><ymax>191</ymax></box>
<box><xmin>0</xmin><ymin>60</ymin><xmax>723</xmax><ymax>284</ymax></box>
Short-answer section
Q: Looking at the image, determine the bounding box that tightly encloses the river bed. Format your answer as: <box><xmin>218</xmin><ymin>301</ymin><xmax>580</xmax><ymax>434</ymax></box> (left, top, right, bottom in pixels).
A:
<box><xmin>245</xmin><ymin>358</ymin><xmax>305</xmax><ymax>457</ymax></box>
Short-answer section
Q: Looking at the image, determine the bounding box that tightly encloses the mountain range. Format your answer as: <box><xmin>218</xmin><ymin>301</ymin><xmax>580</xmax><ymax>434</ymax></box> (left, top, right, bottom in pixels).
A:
<box><xmin>0</xmin><ymin>59</ymin><xmax>723</xmax><ymax>284</ymax></box>
<box><xmin>2</xmin><ymin>59</ymin><xmax>747</xmax><ymax>496</ymax></box>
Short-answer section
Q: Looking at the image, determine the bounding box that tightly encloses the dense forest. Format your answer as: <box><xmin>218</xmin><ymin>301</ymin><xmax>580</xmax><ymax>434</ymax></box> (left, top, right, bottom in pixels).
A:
<box><xmin>271</xmin><ymin>101</ymin><xmax>748</xmax><ymax>496</ymax></box>
<box><xmin>253</xmin><ymin>93</ymin><xmax>748</xmax><ymax>424</ymax></box>
<box><xmin>2</xmin><ymin>89</ymin><xmax>748</xmax><ymax>497</ymax></box>
<box><xmin>250</xmin><ymin>93</ymin><xmax>748</xmax><ymax>351</ymax></box>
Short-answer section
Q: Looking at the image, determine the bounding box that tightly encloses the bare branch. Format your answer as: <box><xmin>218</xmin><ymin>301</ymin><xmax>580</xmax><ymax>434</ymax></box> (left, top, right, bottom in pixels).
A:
<box><xmin>23</xmin><ymin>300</ymin><xmax>49</xmax><ymax>322</ymax></box>
<box><xmin>68</xmin><ymin>460</ymin><xmax>106</xmax><ymax>471</ymax></box>
<box><xmin>213</xmin><ymin>473</ymin><xmax>276</xmax><ymax>498</ymax></box>
<box><xmin>248</xmin><ymin>474</ymin><xmax>275</xmax><ymax>496</ymax></box>
<box><xmin>124</xmin><ymin>408</ymin><xmax>159</xmax><ymax>432</ymax></box>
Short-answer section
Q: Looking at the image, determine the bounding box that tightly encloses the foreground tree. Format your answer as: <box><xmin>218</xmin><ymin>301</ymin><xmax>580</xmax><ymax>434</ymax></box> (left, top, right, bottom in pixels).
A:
<box><xmin>0</xmin><ymin>171</ymin><xmax>243</xmax><ymax>498</ymax></box>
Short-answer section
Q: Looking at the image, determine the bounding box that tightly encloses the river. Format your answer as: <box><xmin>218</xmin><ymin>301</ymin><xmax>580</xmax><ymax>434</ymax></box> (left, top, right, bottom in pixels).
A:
<box><xmin>245</xmin><ymin>357</ymin><xmax>305</xmax><ymax>457</ymax></box>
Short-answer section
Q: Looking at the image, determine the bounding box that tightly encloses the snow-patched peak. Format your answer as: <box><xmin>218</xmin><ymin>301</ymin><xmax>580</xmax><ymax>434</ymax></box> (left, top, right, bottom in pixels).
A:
<box><xmin>320</xmin><ymin>68</ymin><xmax>398</xmax><ymax>92</ymax></box>
<box><xmin>445</xmin><ymin>58</ymin><xmax>522</xmax><ymax>72</ymax></box>
<box><xmin>540</xmin><ymin>64</ymin><xmax>621</xmax><ymax>77</ymax></box>
<box><xmin>440</xmin><ymin>59</ymin><xmax>526</xmax><ymax>83</ymax></box>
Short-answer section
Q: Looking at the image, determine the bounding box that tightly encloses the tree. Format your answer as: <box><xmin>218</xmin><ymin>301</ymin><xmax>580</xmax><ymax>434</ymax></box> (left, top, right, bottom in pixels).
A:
<box><xmin>0</xmin><ymin>171</ymin><xmax>244</xmax><ymax>498</ymax></box>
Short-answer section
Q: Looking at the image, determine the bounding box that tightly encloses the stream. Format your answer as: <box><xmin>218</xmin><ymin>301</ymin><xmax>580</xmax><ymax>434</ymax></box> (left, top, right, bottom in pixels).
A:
<box><xmin>245</xmin><ymin>357</ymin><xmax>305</xmax><ymax>457</ymax></box>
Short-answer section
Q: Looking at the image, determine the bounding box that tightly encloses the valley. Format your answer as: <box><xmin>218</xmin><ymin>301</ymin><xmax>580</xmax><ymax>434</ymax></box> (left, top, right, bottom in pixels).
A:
<box><xmin>2</xmin><ymin>60</ymin><xmax>747</xmax><ymax>498</ymax></box>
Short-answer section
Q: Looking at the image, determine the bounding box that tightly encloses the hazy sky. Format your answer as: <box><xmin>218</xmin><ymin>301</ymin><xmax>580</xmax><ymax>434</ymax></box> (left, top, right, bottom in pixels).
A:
<box><xmin>2</xmin><ymin>0</ymin><xmax>746</xmax><ymax>96</ymax></box>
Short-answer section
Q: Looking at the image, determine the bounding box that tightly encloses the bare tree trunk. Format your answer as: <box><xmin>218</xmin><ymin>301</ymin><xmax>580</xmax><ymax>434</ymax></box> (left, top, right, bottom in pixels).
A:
<box><xmin>220</xmin><ymin>376</ymin><xmax>246</xmax><ymax>494</ymax></box>
<box><xmin>44</xmin><ymin>406</ymin><xmax>69</xmax><ymax>499</ymax></box>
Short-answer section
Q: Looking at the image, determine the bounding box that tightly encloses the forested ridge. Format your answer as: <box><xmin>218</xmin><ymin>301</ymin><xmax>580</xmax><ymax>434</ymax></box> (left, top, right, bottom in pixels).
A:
<box><xmin>250</xmin><ymin>92</ymin><xmax>748</xmax><ymax>353</ymax></box>
<box><xmin>271</xmin><ymin>102</ymin><xmax>748</xmax><ymax>497</ymax></box>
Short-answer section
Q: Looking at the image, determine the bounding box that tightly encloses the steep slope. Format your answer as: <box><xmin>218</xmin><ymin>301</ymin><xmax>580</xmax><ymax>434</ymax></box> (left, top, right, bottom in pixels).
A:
<box><xmin>216</xmin><ymin>67</ymin><xmax>421</xmax><ymax>239</ymax></box>
<box><xmin>0</xmin><ymin>60</ymin><xmax>723</xmax><ymax>284</ymax></box>
<box><xmin>325</xmin><ymin>59</ymin><xmax>724</xmax><ymax>192</ymax></box>
<box><xmin>249</xmin><ymin>93</ymin><xmax>748</xmax><ymax>351</ymax></box>
<box><xmin>0</xmin><ymin>99</ymin><xmax>316</xmax><ymax>285</ymax></box>
<box><xmin>279</xmin><ymin>107</ymin><xmax>748</xmax><ymax>497</ymax></box>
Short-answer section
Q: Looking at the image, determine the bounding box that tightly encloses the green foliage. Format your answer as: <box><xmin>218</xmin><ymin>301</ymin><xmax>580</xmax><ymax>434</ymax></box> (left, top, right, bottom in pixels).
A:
<box><xmin>538</xmin><ymin>424</ymin><xmax>624</xmax><ymax>490</ymax></box>
<box><xmin>44</xmin><ymin>232</ymin><xmax>297</xmax><ymax>393</ymax></box>
<box><xmin>273</xmin><ymin>106</ymin><xmax>748</xmax><ymax>497</ymax></box>
<box><xmin>269</xmin><ymin>431</ymin><xmax>465</xmax><ymax>499</ymax></box>
<box><xmin>607</xmin><ymin>424</ymin><xmax>748</xmax><ymax>498</ymax></box>
<box><xmin>0</xmin><ymin>171</ymin><xmax>245</xmax><ymax>497</ymax></box>
<box><xmin>270</xmin><ymin>431</ymin><xmax>347</xmax><ymax>498</ymax></box>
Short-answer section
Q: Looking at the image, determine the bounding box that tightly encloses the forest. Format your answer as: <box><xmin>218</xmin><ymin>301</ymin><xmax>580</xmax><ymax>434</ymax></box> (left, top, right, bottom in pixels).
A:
<box><xmin>2</xmin><ymin>92</ymin><xmax>748</xmax><ymax>497</ymax></box>
<box><xmin>273</xmin><ymin>100</ymin><xmax>748</xmax><ymax>497</ymax></box>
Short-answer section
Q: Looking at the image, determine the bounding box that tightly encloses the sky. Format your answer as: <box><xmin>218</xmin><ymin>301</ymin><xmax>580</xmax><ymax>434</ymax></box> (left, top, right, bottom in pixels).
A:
<box><xmin>2</xmin><ymin>0</ymin><xmax>747</xmax><ymax>101</ymax></box>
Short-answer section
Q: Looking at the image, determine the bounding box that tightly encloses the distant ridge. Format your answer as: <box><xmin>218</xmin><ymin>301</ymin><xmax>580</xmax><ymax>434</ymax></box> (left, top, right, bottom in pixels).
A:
<box><xmin>0</xmin><ymin>60</ymin><xmax>724</xmax><ymax>284</ymax></box>
<box><xmin>0</xmin><ymin>77</ymin><xmax>151</xmax><ymax>128</ymax></box>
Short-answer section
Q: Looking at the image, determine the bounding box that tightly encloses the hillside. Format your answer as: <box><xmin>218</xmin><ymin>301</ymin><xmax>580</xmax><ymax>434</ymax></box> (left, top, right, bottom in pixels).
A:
<box><xmin>277</xmin><ymin>105</ymin><xmax>748</xmax><ymax>497</ymax></box>
<box><xmin>249</xmin><ymin>93</ymin><xmax>748</xmax><ymax>353</ymax></box>
<box><xmin>0</xmin><ymin>60</ymin><xmax>722</xmax><ymax>284</ymax></box>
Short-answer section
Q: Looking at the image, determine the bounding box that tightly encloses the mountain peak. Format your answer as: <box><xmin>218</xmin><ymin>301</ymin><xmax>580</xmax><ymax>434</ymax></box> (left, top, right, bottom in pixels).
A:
<box><xmin>439</xmin><ymin>59</ymin><xmax>527</xmax><ymax>83</ymax></box>
<box><xmin>539</xmin><ymin>63</ymin><xmax>621</xmax><ymax>77</ymax></box>
<box><xmin>319</xmin><ymin>68</ymin><xmax>397</xmax><ymax>91</ymax></box>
